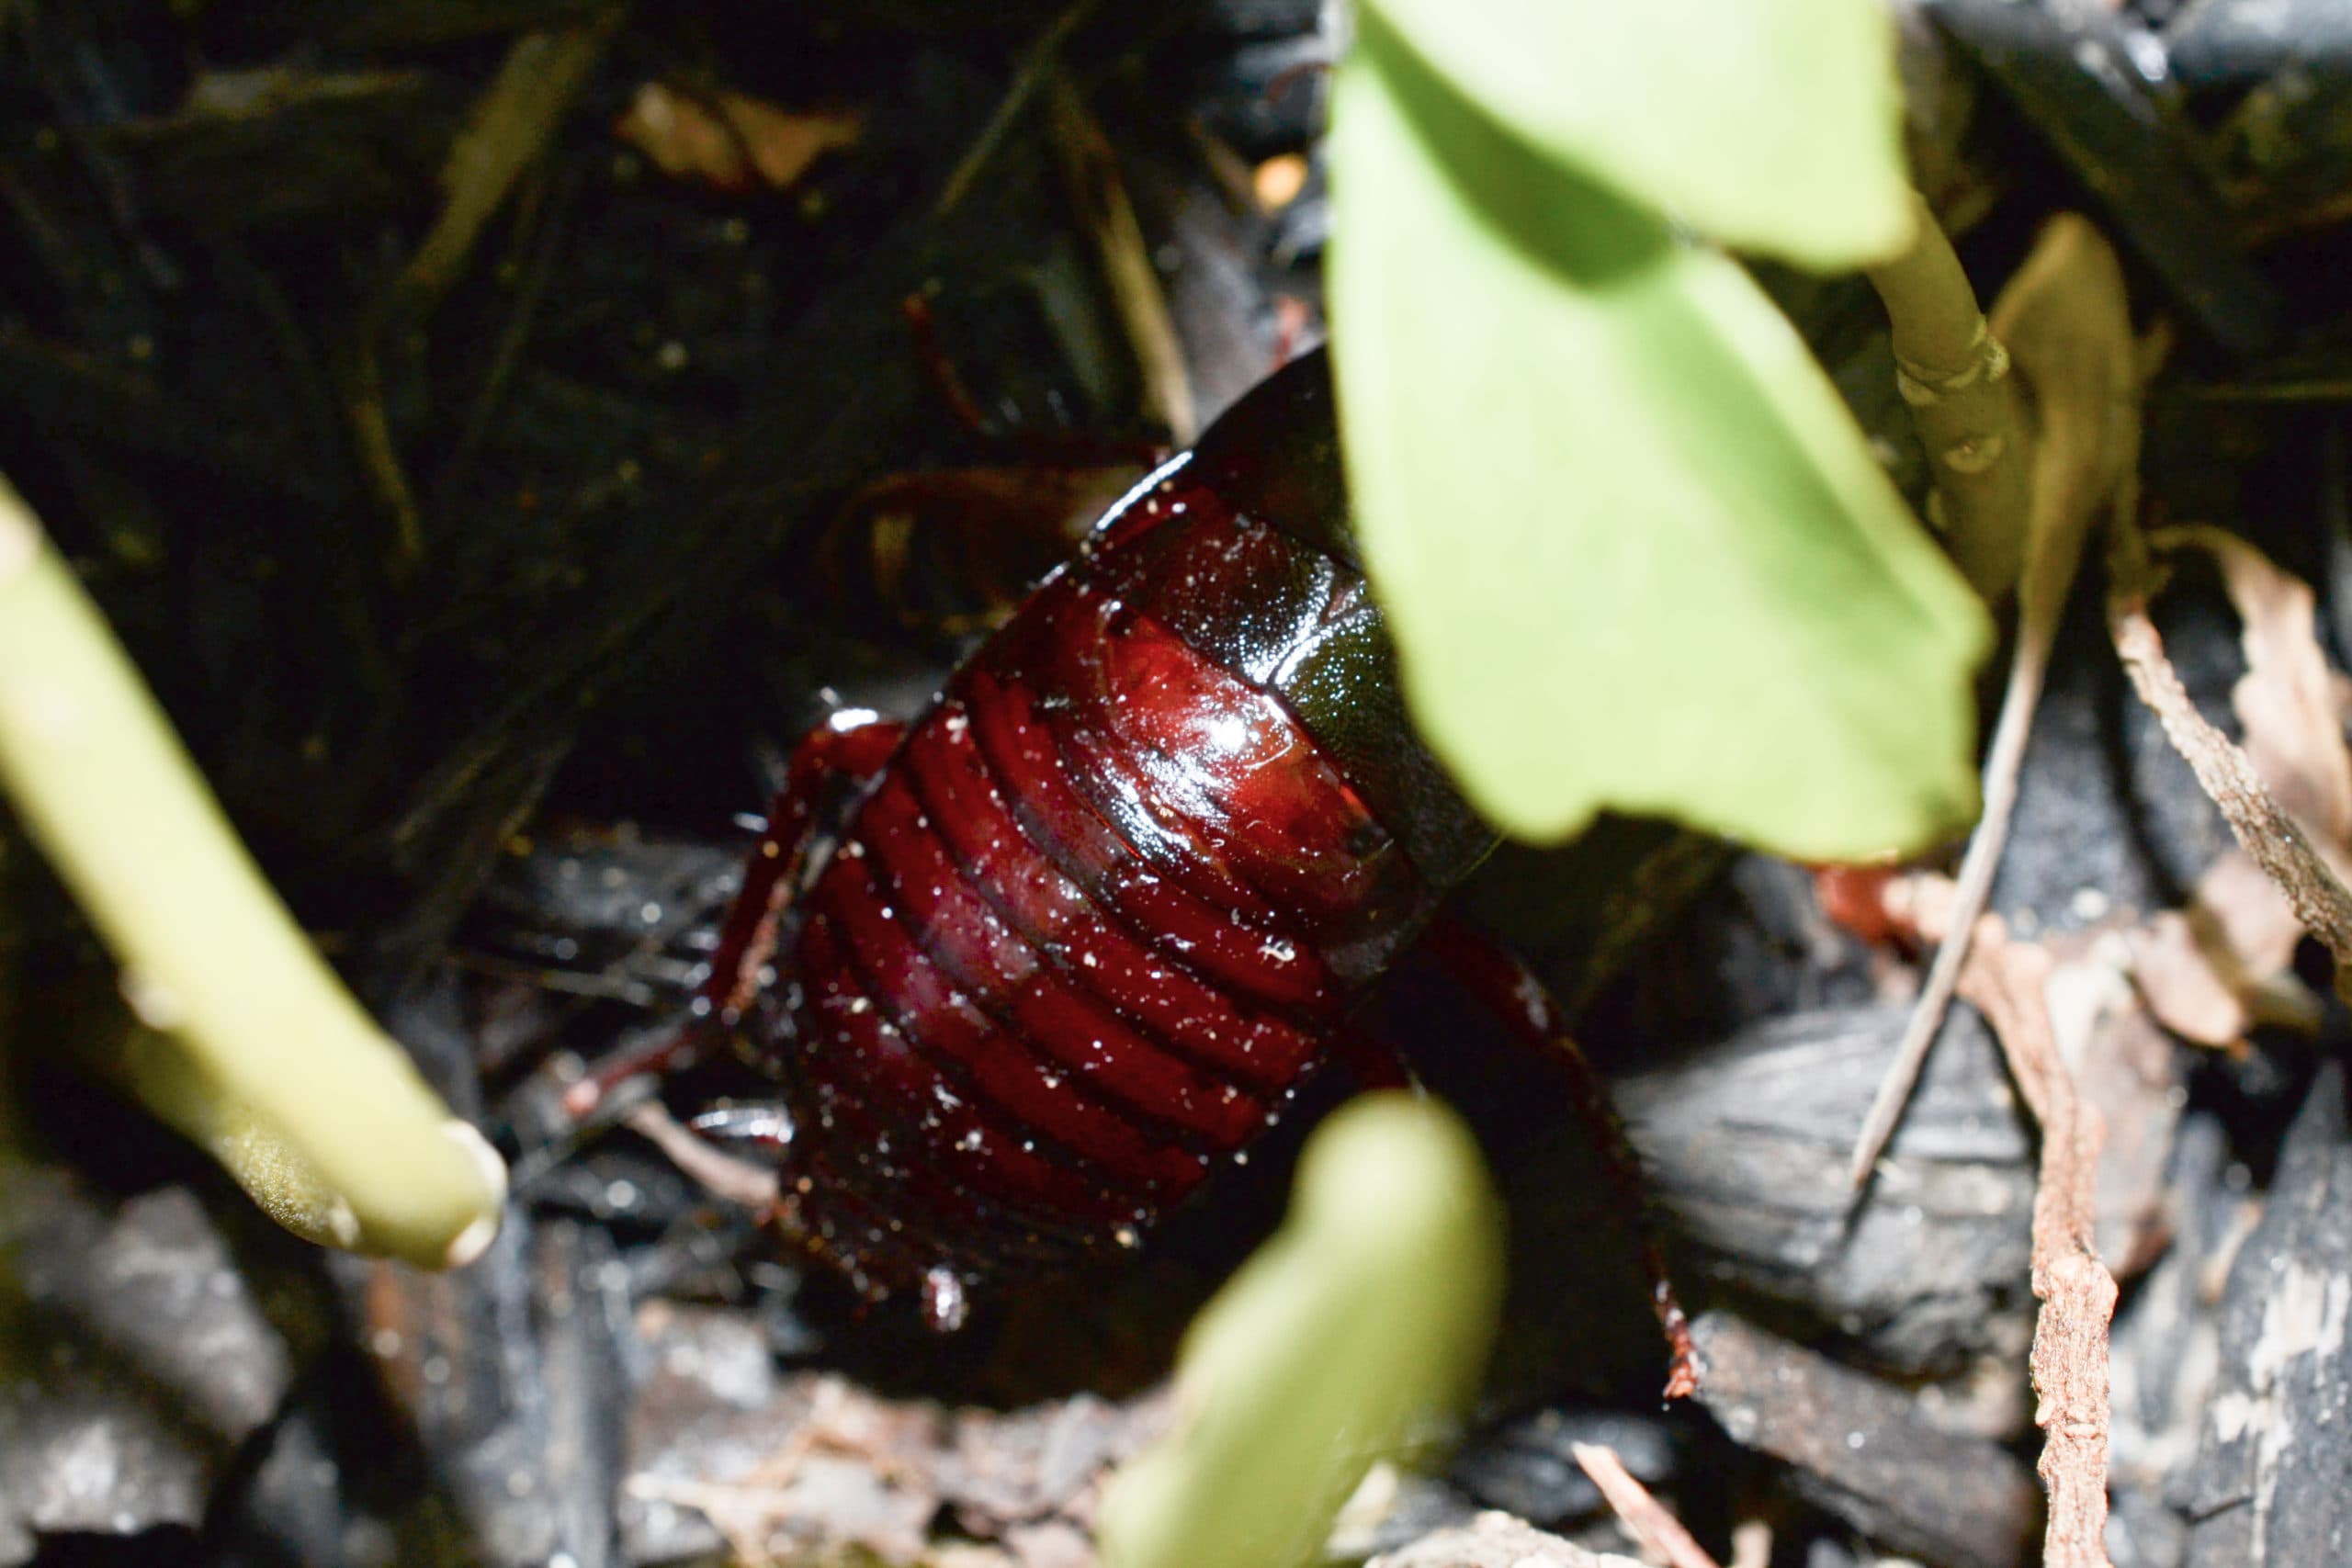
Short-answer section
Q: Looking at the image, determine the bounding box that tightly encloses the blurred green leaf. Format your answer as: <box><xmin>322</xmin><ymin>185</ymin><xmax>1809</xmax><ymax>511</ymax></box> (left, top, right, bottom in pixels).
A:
<box><xmin>1096</xmin><ymin>1093</ymin><xmax>1504</xmax><ymax>1568</ymax></box>
<box><xmin>0</xmin><ymin>481</ymin><xmax>503</xmax><ymax>1268</ymax></box>
<box><xmin>1361</xmin><ymin>0</ymin><xmax>1911</xmax><ymax>268</ymax></box>
<box><xmin>1328</xmin><ymin>23</ymin><xmax>1991</xmax><ymax>861</ymax></box>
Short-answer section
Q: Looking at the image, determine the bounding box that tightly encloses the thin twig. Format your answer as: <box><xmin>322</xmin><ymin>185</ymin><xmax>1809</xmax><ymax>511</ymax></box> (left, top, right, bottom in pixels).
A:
<box><xmin>2109</xmin><ymin>592</ymin><xmax>2352</xmax><ymax>991</ymax></box>
<box><xmin>1046</xmin><ymin>68</ymin><xmax>1196</xmax><ymax>442</ymax></box>
<box><xmin>345</xmin><ymin>13</ymin><xmax>622</xmax><ymax>566</ymax></box>
<box><xmin>2171</xmin><ymin>377</ymin><xmax>2352</xmax><ymax>406</ymax></box>
<box><xmin>931</xmin><ymin>0</ymin><xmax>1102</xmax><ymax>219</ymax></box>
<box><xmin>621</xmin><ymin>1100</ymin><xmax>782</xmax><ymax>1211</ymax></box>
<box><xmin>1570</xmin><ymin>1443</ymin><xmax>1724</xmax><ymax>1568</ymax></box>
<box><xmin>1948</xmin><ymin>922</ymin><xmax>2116</xmax><ymax>1568</ymax></box>
<box><xmin>1847</xmin><ymin>589</ymin><xmax>2057</xmax><ymax>1186</ymax></box>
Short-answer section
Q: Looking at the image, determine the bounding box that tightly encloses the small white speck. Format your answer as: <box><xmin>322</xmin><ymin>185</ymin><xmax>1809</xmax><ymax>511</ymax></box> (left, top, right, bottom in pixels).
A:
<box><xmin>119</xmin><ymin>969</ymin><xmax>185</xmax><ymax>1030</ymax></box>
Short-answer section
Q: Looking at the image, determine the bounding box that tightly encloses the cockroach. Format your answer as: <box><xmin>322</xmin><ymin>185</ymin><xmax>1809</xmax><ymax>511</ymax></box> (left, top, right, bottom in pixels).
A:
<box><xmin>572</xmin><ymin>348</ymin><xmax>1697</xmax><ymax>1393</ymax></box>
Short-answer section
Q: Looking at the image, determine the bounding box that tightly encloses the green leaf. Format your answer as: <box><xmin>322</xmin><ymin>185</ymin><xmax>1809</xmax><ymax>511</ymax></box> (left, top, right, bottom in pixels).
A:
<box><xmin>1361</xmin><ymin>0</ymin><xmax>1912</xmax><ymax>268</ymax></box>
<box><xmin>1095</xmin><ymin>1093</ymin><xmax>1504</xmax><ymax>1568</ymax></box>
<box><xmin>1328</xmin><ymin>23</ymin><xmax>1992</xmax><ymax>862</ymax></box>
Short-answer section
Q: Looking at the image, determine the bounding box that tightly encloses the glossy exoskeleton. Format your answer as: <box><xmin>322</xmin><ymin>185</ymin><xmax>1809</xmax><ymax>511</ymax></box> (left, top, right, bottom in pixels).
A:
<box><xmin>581</xmin><ymin>350</ymin><xmax>1690</xmax><ymax>1384</ymax></box>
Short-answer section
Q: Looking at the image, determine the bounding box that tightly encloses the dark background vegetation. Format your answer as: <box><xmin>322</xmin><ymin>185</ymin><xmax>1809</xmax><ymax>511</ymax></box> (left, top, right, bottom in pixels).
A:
<box><xmin>4</xmin><ymin>1</ymin><xmax>2352</xmax><ymax>1564</ymax></box>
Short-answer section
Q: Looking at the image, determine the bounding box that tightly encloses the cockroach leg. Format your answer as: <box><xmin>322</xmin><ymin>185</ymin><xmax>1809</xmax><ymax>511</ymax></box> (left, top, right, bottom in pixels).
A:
<box><xmin>1333</xmin><ymin>1024</ymin><xmax>1419</xmax><ymax>1094</ymax></box>
<box><xmin>561</xmin><ymin>714</ymin><xmax>906</xmax><ymax>1122</ymax></box>
<box><xmin>707</xmin><ymin>713</ymin><xmax>906</xmax><ymax>1015</ymax></box>
<box><xmin>1419</xmin><ymin>912</ymin><xmax>1702</xmax><ymax>1400</ymax></box>
<box><xmin>689</xmin><ymin>1101</ymin><xmax>797</xmax><ymax>1157</ymax></box>
<box><xmin>624</xmin><ymin>1101</ymin><xmax>783</xmax><ymax>1211</ymax></box>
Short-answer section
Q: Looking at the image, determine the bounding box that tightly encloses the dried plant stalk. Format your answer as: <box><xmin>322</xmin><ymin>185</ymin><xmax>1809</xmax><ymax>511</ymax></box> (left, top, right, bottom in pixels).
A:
<box><xmin>2109</xmin><ymin>592</ymin><xmax>2352</xmax><ymax>993</ymax></box>
<box><xmin>1951</xmin><ymin>923</ymin><xmax>2117</xmax><ymax>1568</ymax></box>
<box><xmin>1046</xmin><ymin>69</ymin><xmax>1197</xmax><ymax>443</ymax></box>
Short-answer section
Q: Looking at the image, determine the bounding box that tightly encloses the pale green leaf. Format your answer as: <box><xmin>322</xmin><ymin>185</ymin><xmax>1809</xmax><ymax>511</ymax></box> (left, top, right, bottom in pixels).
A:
<box><xmin>1328</xmin><ymin>27</ymin><xmax>1992</xmax><ymax>862</ymax></box>
<box><xmin>1095</xmin><ymin>1094</ymin><xmax>1504</xmax><ymax>1568</ymax></box>
<box><xmin>1361</xmin><ymin>0</ymin><xmax>1912</xmax><ymax>268</ymax></box>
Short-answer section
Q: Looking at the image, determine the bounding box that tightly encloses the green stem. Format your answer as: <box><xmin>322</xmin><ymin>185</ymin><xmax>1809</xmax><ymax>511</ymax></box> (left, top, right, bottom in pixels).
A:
<box><xmin>1864</xmin><ymin>190</ymin><xmax>2030</xmax><ymax>601</ymax></box>
<box><xmin>0</xmin><ymin>478</ymin><xmax>502</xmax><ymax>1269</ymax></box>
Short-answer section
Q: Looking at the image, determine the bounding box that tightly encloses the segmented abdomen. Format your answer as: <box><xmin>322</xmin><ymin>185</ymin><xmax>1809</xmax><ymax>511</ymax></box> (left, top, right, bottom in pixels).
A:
<box><xmin>774</xmin><ymin>463</ymin><xmax>1444</xmax><ymax>1301</ymax></box>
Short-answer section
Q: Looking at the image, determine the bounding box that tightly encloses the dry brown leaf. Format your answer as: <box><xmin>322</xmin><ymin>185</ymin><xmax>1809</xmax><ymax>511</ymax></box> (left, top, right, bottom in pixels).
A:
<box><xmin>624</xmin><ymin>1303</ymin><xmax>1167</xmax><ymax>1566</ymax></box>
<box><xmin>2156</xmin><ymin>525</ymin><xmax>2352</xmax><ymax>846</ymax></box>
<box><xmin>2128</xmin><ymin>854</ymin><xmax>2312</xmax><ymax>1048</ymax></box>
<box><xmin>2188</xmin><ymin>849</ymin><xmax>2310</xmax><ymax>980</ymax></box>
<box><xmin>616</xmin><ymin>82</ymin><xmax>860</xmax><ymax>193</ymax></box>
<box><xmin>2130</xmin><ymin>905</ymin><xmax>2265</xmax><ymax>1047</ymax></box>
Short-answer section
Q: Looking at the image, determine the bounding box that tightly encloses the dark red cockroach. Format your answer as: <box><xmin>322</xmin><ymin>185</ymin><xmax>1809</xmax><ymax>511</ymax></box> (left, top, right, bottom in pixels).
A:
<box><xmin>573</xmin><ymin>349</ymin><xmax>1695</xmax><ymax>1392</ymax></box>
